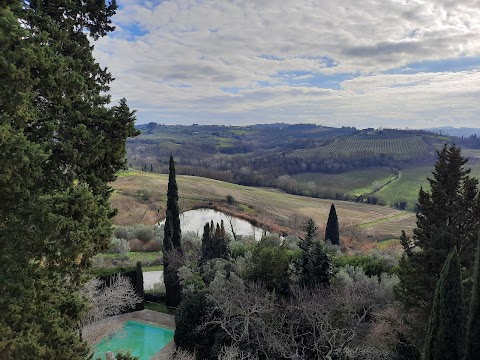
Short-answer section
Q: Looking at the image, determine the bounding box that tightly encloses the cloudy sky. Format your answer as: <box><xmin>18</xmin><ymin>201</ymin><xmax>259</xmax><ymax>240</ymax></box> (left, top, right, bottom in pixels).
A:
<box><xmin>93</xmin><ymin>0</ymin><xmax>480</xmax><ymax>128</ymax></box>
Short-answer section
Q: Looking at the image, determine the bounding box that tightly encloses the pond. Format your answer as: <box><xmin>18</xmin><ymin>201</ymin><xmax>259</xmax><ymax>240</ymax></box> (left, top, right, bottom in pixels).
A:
<box><xmin>93</xmin><ymin>320</ymin><xmax>173</xmax><ymax>360</ymax></box>
<box><xmin>159</xmin><ymin>208</ymin><xmax>266</xmax><ymax>240</ymax></box>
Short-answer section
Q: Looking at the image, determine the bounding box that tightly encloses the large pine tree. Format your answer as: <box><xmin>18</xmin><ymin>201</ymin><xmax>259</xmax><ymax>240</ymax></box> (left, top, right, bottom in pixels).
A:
<box><xmin>397</xmin><ymin>145</ymin><xmax>480</xmax><ymax>312</ymax></box>
<box><xmin>422</xmin><ymin>249</ymin><xmax>465</xmax><ymax>360</ymax></box>
<box><xmin>464</xmin><ymin>233</ymin><xmax>480</xmax><ymax>360</ymax></box>
<box><xmin>0</xmin><ymin>1</ymin><xmax>137</xmax><ymax>358</ymax></box>
<box><xmin>163</xmin><ymin>155</ymin><xmax>183</xmax><ymax>307</ymax></box>
<box><xmin>325</xmin><ymin>204</ymin><xmax>340</xmax><ymax>245</ymax></box>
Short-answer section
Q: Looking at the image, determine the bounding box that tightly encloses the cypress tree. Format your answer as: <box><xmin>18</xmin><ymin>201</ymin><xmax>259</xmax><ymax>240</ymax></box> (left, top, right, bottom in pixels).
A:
<box><xmin>166</xmin><ymin>155</ymin><xmax>182</xmax><ymax>250</ymax></box>
<box><xmin>325</xmin><ymin>204</ymin><xmax>340</xmax><ymax>245</ymax></box>
<box><xmin>201</xmin><ymin>221</ymin><xmax>229</xmax><ymax>262</ymax></box>
<box><xmin>397</xmin><ymin>145</ymin><xmax>480</xmax><ymax>313</ymax></box>
<box><xmin>422</xmin><ymin>248</ymin><xmax>465</xmax><ymax>360</ymax></box>
<box><xmin>464</xmin><ymin>233</ymin><xmax>480</xmax><ymax>360</ymax></box>
<box><xmin>0</xmin><ymin>1</ymin><xmax>137</xmax><ymax>358</ymax></box>
<box><xmin>163</xmin><ymin>155</ymin><xmax>183</xmax><ymax>308</ymax></box>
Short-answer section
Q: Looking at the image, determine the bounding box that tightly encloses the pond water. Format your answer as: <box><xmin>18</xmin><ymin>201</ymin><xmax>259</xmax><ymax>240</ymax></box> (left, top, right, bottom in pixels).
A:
<box><xmin>159</xmin><ymin>208</ymin><xmax>266</xmax><ymax>240</ymax></box>
<box><xmin>93</xmin><ymin>320</ymin><xmax>173</xmax><ymax>360</ymax></box>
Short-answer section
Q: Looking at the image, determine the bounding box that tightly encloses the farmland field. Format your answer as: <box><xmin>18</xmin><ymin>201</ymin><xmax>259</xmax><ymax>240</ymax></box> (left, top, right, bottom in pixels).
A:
<box><xmin>374</xmin><ymin>164</ymin><xmax>480</xmax><ymax>209</ymax></box>
<box><xmin>292</xmin><ymin>168</ymin><xmax>397</xmax><ymax>196</ymax></box>
<box><xmin>111</xmin><ymin>171</ymin><xmax>415</xmax><ymax>238</ymax></box>
<box><xmin>289</xmin><ymin>137</ymin><xmax>430</xmax><ymax>160</ymax></box>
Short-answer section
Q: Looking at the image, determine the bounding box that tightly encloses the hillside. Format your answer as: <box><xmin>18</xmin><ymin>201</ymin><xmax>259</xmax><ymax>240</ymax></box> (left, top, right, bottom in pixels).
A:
<box><xmin>111</xmin><ymin>171</ymin><xmax>416</xmax><ymax>238</ymax></box>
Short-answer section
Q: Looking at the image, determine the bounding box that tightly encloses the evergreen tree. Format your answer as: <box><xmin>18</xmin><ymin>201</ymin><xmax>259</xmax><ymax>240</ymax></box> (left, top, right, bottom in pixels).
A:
<box><xmin>201</xmin><ymin>220</ymin><xmax>229</xmax><ymax>262</ymax></box>
<box><xmin>296</xmin><ymin>218</ymin><xmax>332</xmax><ymax>287</ymax></box>
<box><xmin>397</xmin><ymin>145</ymin><xmax>480</xmax><ymax>312</ymax></box>
<box><xmin>422</xmin><ymin>249</ymin><xmax>465</xmax><ymax>360</ymax></box>
<box><xmin>163</xmin><ymin>155</ymin><xmax>183</xmax><ymax>308</ymax></box>
<box><xmin>325</xmin><ymin>204</ymin><xmax>340</xmax><ymax>245</ymax></box>
<box><xmin>0</xmin><ymin>1</ymin><xmax>137</xmax><ymax>358</ymax></box>
<box><xmin>464</xmin><ymin>233</ymin><xmax>480</xmax><ymax>360</ymax></box>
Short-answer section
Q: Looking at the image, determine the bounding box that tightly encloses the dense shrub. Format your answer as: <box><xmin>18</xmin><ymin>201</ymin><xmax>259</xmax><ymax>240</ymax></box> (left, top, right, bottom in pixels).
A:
<box><xmin>128</xmin><ymin>239</ymin><xmax>144</xmax><ymax>252</ymax></box>
<box><xmin>114</xmin><ymin>224</ymin><xmax>156</xmax><ymax>242</ymax></box>
<box><xmin>142</xmin><ymin>240</ymin><xmax>162</xmax><ymax>252</ymax></box>
<box><xmin>175</xmin><ymin>291</ymin><xmax>216</xmax><ymax>359</ymax></box>
<box><xmin>107</xmin><ymin>237</ymin><xmax>130</xmax><ymax>254</ymax></box>
<box><xmin>246</xmin><ymin>244</ymin><xmax>292</xmax><ymax>296</ymax></box>
<box><xmin>136</xmin><ymin>226</ymin><xmax>154</xmax><ymax>242</ymax></box>
<box><xmin>334</xmin><ymin>254</ymin><xmax>392</xmax><ymax>277</ymax></box>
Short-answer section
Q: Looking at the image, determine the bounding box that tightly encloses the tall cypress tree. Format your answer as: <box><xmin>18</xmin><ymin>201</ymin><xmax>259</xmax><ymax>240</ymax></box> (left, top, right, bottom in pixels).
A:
<box><xmin>464</xmin><ymin>233</ymin><xmax>480</xmax><ymax>360</ymax></box>
<box><xmin>325</xmin><ymin>204</ymin><xmax>340</xmax><ymax>245</ymax></box>
<box><xmin>397</xmin><ymin>145</ymin><xmax>480</xmax><ymax>313</ymax></box>
<box><xmin>163</xmin><ymin>155</ymin><xmax>183</xmax><ymax>307</ymax></box>
<box><xmin>422</xmin><ymin>248</ymin><xmax>465</xmax><ymax>360</ymax></box>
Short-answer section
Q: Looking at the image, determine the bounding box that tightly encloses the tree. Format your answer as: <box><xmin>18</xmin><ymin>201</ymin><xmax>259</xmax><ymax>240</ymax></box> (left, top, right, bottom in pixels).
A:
<box><xmin>0</xmin><ymin>1</ymin><xmax>137</xmax><ymax>358</ymax></box>
<box><xmin>325</xmin><ymin>204</ymin><xmax>340</xmax><ymax>245</ymax></box>
<box><xmin>81</xmin><ymin>274</ymin><xmax>141</xmax><ymax>342</ymax></box>
<box><xmin>397</xmin><ymin>145</ymin><xmax>480</xmax><ymax>312</ymax></box>
<box><xmin>422</xmin><ymin>249</ymin><xmax>465</xmax><ymax>360</ymax></box>
<box><xmin>201</xmin><ymin>220</ymin><xmax>229</xmax><ymax>263</ymax></box>
<box><xmin>296</xmin><ymin>218</ymin><xmax>332</xmax><ymax>288</ymax></box>
<box><xmin>163</xmin><ymin>155</ymin><xmax>183</xmax><ymax>307</ymax></box>
<box><xmin>464</xmin><ymin>233</ymin><xmax>480</xmax><ymax>360</ymax></box>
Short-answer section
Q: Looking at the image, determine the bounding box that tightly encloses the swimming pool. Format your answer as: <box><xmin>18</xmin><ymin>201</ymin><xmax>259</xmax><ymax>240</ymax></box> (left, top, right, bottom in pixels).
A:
<box><xmin>93</xmin><ymin>320</ymin><xmax>174</xmax><ymax>360</ymax></box>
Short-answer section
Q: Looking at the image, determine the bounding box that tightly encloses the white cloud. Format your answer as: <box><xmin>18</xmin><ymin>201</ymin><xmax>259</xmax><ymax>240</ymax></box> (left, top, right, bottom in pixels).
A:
<box><xmin>93</xmin><ymin>0</ymin><xmax>480</xmax><ymax>128</ymax></box>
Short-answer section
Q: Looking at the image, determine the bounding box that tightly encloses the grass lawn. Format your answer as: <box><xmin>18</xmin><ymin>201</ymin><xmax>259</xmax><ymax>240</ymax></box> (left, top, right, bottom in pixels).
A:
<box><xmin>144</xmin><ymin>301</ymin><xmax>173</xmax><ymax>314</ymax></box>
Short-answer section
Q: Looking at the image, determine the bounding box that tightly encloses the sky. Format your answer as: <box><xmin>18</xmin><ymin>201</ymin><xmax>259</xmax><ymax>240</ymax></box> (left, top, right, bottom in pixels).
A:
<box><xmin>93</xmin><ymin>0</ymin><xmax>480</xmax><ymax>129</ymax></box>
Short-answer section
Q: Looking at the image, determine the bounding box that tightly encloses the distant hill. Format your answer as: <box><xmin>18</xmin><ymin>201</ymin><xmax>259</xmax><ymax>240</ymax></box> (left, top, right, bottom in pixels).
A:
<box><xmin>426</xmin><ymin>127</ymin><xmax>480</xmax><ymax>138</ymax></box>
<box><xmin>125</xmin><ymin>123</ymin><xmax>463</xmax><ymax>209</ymax></box>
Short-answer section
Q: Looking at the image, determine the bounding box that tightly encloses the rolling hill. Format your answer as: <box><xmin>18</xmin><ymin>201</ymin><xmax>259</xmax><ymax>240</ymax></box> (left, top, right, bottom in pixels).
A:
<box><xmin>111</xmin><ymin>171</ymin><xmax>416</xmax><ymax>239</ymax></box>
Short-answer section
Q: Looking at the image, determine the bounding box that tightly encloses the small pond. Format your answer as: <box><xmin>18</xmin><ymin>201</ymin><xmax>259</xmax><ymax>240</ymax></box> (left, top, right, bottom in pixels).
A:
<box><xmin>159</xmin><ymin>208</ymin><xmax>266</xmax><ymax>240</ymax></box>
<box><xmin>93</xmin><ymin>320</ymin><xmax>174</xmax><ymax>360</ymax></box>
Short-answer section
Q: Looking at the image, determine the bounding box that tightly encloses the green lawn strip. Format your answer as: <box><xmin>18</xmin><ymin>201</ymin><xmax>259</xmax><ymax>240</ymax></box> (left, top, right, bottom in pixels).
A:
<box><xmin>358</xmin><ymin>212</ymin><xmax>410</xmax><ymax>229</ymax></box>
<box><xmin>144</xmin><ymin>301</ymin><xmax>173</xmax><ymax>314</ymax></box>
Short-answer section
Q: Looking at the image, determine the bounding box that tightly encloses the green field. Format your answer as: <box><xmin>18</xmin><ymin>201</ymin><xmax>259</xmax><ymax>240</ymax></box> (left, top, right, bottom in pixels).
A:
<box><xmin>290</xmin><ymin>137</ymin><xmax>430</xmax><ymax>160</ymax></box>
<box><xmin>111</xmin><ymin>171</ymin><xmax>416</xmax><ymax>238</ymax></box>
<box><xmin>374</xmin><ymin>164</ymin><xmax>480</xmax><ymax>209</ymax></box>
<box><xmin>292</xmin><ymin>168</ymin><xmax>397</xmax><ymax>196</ymax></box>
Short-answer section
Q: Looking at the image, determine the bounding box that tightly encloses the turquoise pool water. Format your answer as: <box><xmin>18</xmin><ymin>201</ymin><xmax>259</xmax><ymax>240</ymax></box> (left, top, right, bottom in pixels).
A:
<box><xmin>93</xmin><ymin>320</ymin><xmax>174</xmax><ymax>360</ymax></box>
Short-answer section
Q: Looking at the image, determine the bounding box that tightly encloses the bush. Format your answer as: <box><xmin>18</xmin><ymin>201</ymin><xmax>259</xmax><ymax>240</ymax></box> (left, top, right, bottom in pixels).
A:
<box><xmin>334</xmin><ymin>254</ymin><xmax>391</xmax><ymax>277</ymax></box>
<box><xmin>114</xmin><ymin>224</ymin><xmax>155</xmax><ymax>242</ymax></box>
<box><xmin>129</xmin><ymin>239</ymin><xmax>143</xmax><ymax>252</ymax></box>
<box><xmin>107</xmin><ymin>237</ymin><xmax>130</xmax><ymax>254</ymax></box>
<box><xmin>135</xmin><ymin>225</ymin><xmax>154</xmax><ymax>242</ymax></box>
<box><xmin>226</xmin><ymin>195</ymin><xmax>236</xmax><ymax>205</ymax></box>
<box><xmin>246</xmin><ymin>244</ymin><xmax>292</xmax><ymax>296</ymax></box>
<box><xmin>142</xmin><ymin>240</ymin><xmax>162</xmax><ymax>252</ymax></box>
<box><xmin>175</xmin><ymin>291</ymin><xmax>215</xmax><ymax>358</ymax></box>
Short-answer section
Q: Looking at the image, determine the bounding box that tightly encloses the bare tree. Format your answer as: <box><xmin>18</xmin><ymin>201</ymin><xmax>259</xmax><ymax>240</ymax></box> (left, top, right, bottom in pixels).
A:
<box><xmin>202</xmin><ymin>268</ymin><xmax>398</xmax><ymax>359</ymax></box>
<box><xmin>81</xmin><ymin>274</ymin><xmax>141</xmax><ymax>326</ymax></box>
